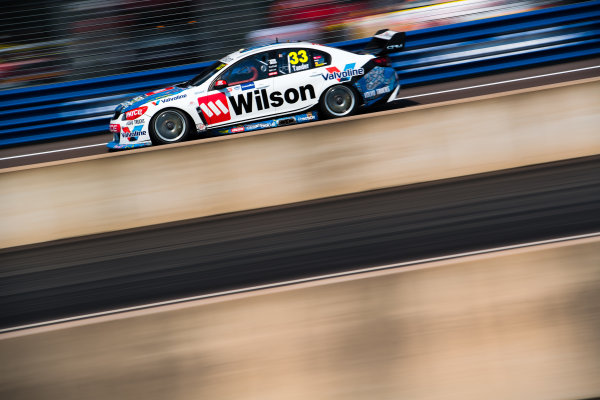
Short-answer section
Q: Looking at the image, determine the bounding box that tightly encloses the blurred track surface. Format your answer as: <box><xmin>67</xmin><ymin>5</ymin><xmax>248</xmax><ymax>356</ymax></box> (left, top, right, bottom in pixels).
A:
<box><xmin>1</xmin><ymin>58</ymin><xmax>598</xmax><ymax>169</ymax></box>
<box><xmin>1</xmin><ymin>155</ymin><xmax>599</xmax><ymax>329</ymax></box>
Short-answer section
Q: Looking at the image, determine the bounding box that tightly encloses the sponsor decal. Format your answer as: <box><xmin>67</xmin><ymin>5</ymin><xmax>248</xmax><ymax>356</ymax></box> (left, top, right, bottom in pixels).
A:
<box><xmin>217</xmin><ymin>111</ymin><xmax>317</xmax><ymax>135</ymax></box>
<box><xmin>121</xmin><ymin>125</ymin><xmax>147</xmax><ymax>137</ymax></box>
<box><xmin>198</xmin><ymin>92</ymin><xmax>232</xmax><ymax>124</ymax></box>
<box><xmin>245</xmin><ymin>121</ymin><xmax>276</xmax><ymax>131</ymax></box>
<box><xmin>228</xmin><ymin>85</ymin><xmax>316</xmax><ymax>115</ymax></box>
<box><xmin>125</xmin><ymin>106</ymin><xmax>148</xmax><ymax>120</ymax></box>
<box><xmin>109</xmin><ymin>124</ymin><xmax>120</xmax><ymax>133</ymax></box>
<box><xmin>376</xmin><ymin>86</ymin><xmax>390</xmax><ymax>95</ymax></box>
<box><xmin>268</xmin><ymin>71</ymin><xmax>278</xmax><ymax>76</ymax></box>
<box><xmin>145</xmin><ymin>87</ymin><xmax>174</xmax><ymax>96</ymax></box>
<box><xmin>126</xmin><ymin>118</ymin><xmax>146</xmax><ymax>126</ymax></box>
<box><xmin>322</xmin><ymin>63</ymin><xmax>364</xmax><ymax>82</ymax></box>
<box><xmin>240</xmin><ymin>82</ymin><xmax>255</xmax><ymax>91</ymax></box>
<box><xmin>295</xmin><ymin>111</ymin><xmax>317</xmax><ymax>123</ymax></box>
<box><xmin>313</xmin><ymin>55</ymin><xmax>327</xmax><ymax>67</ymax></box>
<box><xmin>199</xmin><ymin>85</ymin><xmax>316</xmax><ymax>124</ymax></box>
<box><xmin>152</xmin><ymin>94</ymin><xmax>187</xmax><ymax>106</ymax></box>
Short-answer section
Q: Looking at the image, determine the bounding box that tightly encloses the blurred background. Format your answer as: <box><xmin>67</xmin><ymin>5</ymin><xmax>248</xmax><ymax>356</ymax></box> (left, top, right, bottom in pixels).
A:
<box><xmin>0</xmin><ymin>0</ymin><xmax>584</xmax><ymax>90</ymax></box>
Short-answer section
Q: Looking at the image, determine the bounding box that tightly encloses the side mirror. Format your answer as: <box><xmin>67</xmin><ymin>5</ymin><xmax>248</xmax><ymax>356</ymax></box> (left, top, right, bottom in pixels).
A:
<box><xmin>214</xmin><ymin>79</ymin><xmax>228</xmax><ymax>90</ymax></box>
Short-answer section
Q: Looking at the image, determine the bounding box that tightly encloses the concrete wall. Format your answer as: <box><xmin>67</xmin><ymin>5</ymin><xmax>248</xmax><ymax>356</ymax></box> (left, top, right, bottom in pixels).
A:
<box><xmin>1</xmin><ymin>237</ymin><xmax>599</xmax><ymax>399</ymax></box>
<box><xmin>1</xmin><ymin>78</ymin><xmax>599</xmax><ymax>247</ymax></box>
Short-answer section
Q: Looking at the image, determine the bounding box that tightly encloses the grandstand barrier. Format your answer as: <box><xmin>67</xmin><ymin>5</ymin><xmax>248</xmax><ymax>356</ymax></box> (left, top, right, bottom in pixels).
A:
<box><xmin>0</xmin><ymin>1</ymin><xmax>598</xmax><ymax>146</ymax></box>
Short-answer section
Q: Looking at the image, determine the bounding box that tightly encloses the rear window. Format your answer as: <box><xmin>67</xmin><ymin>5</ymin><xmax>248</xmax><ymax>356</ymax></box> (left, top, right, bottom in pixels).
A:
<box><xmin>312</xmin><ymin>50</ymin><xmax>331</xmax><ymax>67</ymax></box>
<box><xmin>276</xmin><ymin>48</ymin><xmax>331</xmax><ymax>75</ymax></box>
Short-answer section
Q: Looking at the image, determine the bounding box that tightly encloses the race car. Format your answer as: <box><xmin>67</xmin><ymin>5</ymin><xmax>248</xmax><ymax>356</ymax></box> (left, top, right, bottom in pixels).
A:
<box><xmin>107</xmin><ymin>29</ymin><xmax>404</xmax><ymax>150</ymax></box>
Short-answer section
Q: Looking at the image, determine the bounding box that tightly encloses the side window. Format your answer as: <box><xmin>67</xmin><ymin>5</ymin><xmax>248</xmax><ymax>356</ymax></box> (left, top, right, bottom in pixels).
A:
<box><xmin>277</xmin><ymin>48</ymin><xmax>311</xmax><ymax>75</ymax></box>
<box><xmin>219</xmin><ymin>52</ymin><xmax>270</xmax><ymax>86</ymax></box>
<box><xmin>312</xmin><ymin>50</ymin><xmax>331</xmax><ymax>68</ymax></box>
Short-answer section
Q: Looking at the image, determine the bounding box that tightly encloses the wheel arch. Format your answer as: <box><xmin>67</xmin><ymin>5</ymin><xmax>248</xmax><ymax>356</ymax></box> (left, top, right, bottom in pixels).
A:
<box><xmin>148</xmin><ymin>107</ymin><xmax>195</xmax><ymax>144</ymax></box>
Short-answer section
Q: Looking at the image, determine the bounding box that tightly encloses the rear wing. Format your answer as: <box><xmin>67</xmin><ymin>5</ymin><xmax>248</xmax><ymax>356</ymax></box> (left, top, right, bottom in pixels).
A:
<box><xmin>361</xmin><ymin>29</ymin><xmax>406</xmax><ymax>55</ymax></box>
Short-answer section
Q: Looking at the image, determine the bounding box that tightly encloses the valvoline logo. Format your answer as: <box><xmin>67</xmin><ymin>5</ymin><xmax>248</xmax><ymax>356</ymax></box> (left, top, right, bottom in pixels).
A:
<box><xmin>122</xmin><ymin>125</ymin><xmax>146</xmax><ymax>137</ymax></box>
<box><xmin>125</xmin><ymin>106</ymin><xmax>148</xmax><ymax>120</ymax></box>
<box><xmin>322</xmin><ymin>63</ymin><xmax>364</xmax><ymax>82</ymax></box>
<box><xmin>152</xmin><ymin>94</ymin><xmax>187</xmax><ymax>106</ymax></box>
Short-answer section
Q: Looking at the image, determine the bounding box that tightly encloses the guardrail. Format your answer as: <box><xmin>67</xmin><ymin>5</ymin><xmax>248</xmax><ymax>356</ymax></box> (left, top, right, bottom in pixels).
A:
<box><xmin>1</xmin><ymin>1</ymin><xmax>598</xmax><ymax>147</ymax></box>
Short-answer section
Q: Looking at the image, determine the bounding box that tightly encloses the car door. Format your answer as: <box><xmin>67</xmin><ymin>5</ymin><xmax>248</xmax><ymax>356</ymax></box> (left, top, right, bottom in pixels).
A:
<box><xmin>271</xmin><ymin>47</ymin><xmax>328</xmax><ymax>115</ymax></box>
<box><xmin>198</xmin><ymin>51</ymin><xmax>274</xmax><ymax>127</ymax></box>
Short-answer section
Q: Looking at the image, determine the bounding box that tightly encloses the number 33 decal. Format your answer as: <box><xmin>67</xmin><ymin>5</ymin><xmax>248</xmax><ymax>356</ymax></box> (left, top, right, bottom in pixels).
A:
<box><xmin>289</xmin><ymin>50</ymin><xmax>308</xmax><ymax>65</ymax></box>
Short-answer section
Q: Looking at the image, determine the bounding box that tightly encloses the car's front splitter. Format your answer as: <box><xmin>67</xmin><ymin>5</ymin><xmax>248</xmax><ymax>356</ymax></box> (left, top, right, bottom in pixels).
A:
<box><xmin>107</xmin><ymin>140</ymin><xmax>152</xmax><ymax>151</ymax></box>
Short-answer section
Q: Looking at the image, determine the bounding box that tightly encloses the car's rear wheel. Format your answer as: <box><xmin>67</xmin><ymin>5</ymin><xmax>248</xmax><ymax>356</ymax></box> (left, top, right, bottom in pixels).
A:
<box><xmin>320</xmin><ymin>85</ymin><xmax>358</xmax><ymax>119</ymax></box>
<box><xmin>150</xmin><ymin>109</ymin><xmax>190</xmax><ymax>144</ymax></box>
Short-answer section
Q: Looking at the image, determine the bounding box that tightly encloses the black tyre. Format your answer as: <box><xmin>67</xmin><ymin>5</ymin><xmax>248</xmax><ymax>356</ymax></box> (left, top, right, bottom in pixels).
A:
<box><xmin>320</xmin><ymin>84</ymin><xmax>359</xmax><ymax>119</ymax></box>
<box><xmin>149</xmin><ymin>108</ymin><xmax>190</xmax><ymax>145</ymax></box>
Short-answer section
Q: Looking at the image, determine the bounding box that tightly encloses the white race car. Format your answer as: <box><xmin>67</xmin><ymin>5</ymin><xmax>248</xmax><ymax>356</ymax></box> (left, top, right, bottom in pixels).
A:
<box><xmin>108</xmin><ymin>30</ymin><xmax>404</xmax><ymax>150</ymax></box>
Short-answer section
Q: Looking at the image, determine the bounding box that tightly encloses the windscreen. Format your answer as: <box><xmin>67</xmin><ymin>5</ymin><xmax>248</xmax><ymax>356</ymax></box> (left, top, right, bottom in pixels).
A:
<box><xmin>187</xmin><ymin>61</ymin><xmax>228</xmax><ymax>86</ymax></box>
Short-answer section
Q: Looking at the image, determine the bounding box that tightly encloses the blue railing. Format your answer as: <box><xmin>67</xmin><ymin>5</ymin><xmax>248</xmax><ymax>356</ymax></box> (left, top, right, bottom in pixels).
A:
<box><xmin>1</xmin><ymin>0</ymin><xmax>598</xmax><ymax>146</ymax></box>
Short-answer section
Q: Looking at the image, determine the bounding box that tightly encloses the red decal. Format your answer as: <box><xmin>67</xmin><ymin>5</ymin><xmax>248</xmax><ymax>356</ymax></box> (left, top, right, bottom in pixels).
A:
<box><xmin>122</xmin><ymin>126</ymin><xmax>131</xmax><ymax>133</ymax></box>
<box><xmin>231</xmin><ymin>126</ymin><xmax>244</xmax><ymax>133</ymax></box>
<box><xmin>198</xmin><ymin>93</ymin><xmax>231</xmax><ymax>124</ymax></box>
<box><xmin>145</xmin><ymin>87</ymin><xmax>173</xmax><ymax>96</ymax></box>
<box><xmin>125</xmin><ymin>106</ymin><xmax>148</xmax><ymax>120</ymax></box>
<box><xmin>109</xmin><ymin>124</ymin><xmax>121</xmax><ymax>133</ymax></box>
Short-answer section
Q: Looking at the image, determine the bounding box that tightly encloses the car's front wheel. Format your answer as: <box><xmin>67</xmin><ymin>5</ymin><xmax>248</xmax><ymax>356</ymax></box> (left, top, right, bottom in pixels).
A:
<box><xmin>320</xmin><ymin>85</ymin><xmax>358</xmax><ymax>119</ymax></box>
<box><xmin>150</xmin><ymin>108</ymin><xmax>190</xmax><ymax>145</ymax></box>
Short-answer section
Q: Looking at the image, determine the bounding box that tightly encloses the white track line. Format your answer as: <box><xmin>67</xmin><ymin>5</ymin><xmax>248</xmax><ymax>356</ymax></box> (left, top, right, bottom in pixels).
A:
<box><xmin>0</xmin><ymin>142</ymin><xmax>107</xmax><ymax>161</ymax></box>
<box><xmin>1</xmin><ymin>231</ymin><xmax>598</xmax><ymax>335</ymax></box>
<box><xmin>397</xmin><ymin>65</ymin><xmax>600</xmax><ymax>100</ymax></box>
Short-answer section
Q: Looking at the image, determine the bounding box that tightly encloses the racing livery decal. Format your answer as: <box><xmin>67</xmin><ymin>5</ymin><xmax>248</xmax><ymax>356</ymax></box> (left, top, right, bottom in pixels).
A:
<box><xmin>152</xmin><ymin>94</ymin><xmax>187</xmax><ymax>106</ymax></box>
<box><xmin>216</xmin><ymin>111</ymin><xmax>318</xmax><ymax>135</ymax></box>
<box><xmin>200</xmin><ymin>85</ymin><xmax>316</xmax><ymax>122</ymax></box>
<box><xmin>121</xmin><ymin>125</ymin><xmax>147</xmax><ymax>137</ymax></box>
<box><xmin>125</xmin><ymin>106</ymin><xmax>148</xmax><ymax>120</ymax></box>
<box><xmin>322</xmin><ymin>63</ymin><xmax>364</xmax><ymax>82</ymax></box>
<box><xmin>229</xmin><ymin>85</ymin><xmax>316</xmax><ymax>115</ymax></box>
<box><xmin>198</xmin><ymin>92</ymin><xmax>231</xmax><ymax>124</ymax></box>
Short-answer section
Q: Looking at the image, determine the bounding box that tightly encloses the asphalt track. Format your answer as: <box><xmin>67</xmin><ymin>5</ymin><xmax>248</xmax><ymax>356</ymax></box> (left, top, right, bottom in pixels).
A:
<box><xmin>1</xmin><ymin>58</ymin><xmax>599</xmax><ymax>169</ymax></box>
<box><xmin>1</xmin><ymin>155</ymin><xmax>599</xmax><ymax>329</ymax></box>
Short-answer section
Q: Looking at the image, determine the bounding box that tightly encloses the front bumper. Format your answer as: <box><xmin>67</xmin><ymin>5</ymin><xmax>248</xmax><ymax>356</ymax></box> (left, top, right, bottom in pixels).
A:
<box><xmin>107</xmin><ymin>140</ymin><xmax>152</xmax><ymax>151</ymax></box>
<box><xmin>107</xmin><ymin>122</ymin><xmax>152</xmax><ymax>151</ymax></box>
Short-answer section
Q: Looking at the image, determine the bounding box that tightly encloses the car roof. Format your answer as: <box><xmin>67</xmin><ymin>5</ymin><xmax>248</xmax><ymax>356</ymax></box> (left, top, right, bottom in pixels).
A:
<box><xmin>219</xmin><ymin>42</ymin><xmax>336</xmax><ymax>64</ymax></box>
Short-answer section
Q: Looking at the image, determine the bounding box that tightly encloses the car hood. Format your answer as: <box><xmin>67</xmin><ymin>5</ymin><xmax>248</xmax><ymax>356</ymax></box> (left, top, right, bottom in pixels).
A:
<box><xmin>118</xmin><ymin>85</ymin><xmax>187</xmax><ymax>112</ymax></box>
